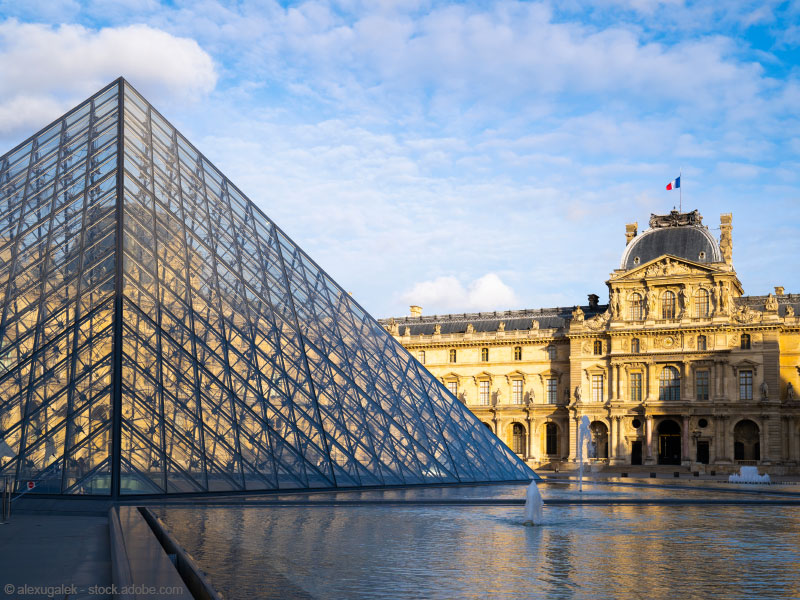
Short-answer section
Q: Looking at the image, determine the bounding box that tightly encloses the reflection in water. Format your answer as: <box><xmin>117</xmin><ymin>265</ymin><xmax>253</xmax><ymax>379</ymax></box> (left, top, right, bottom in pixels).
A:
<box><xmin>159</xmin><ymin>500</ymin><xmax>800</xmax><ymax>599</ymax></box>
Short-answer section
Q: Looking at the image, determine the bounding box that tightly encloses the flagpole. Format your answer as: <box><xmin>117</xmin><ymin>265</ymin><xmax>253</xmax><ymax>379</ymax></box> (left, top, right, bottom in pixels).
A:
<box><xmin>679</xmin><ymin>167</ymin><xmax>682</xmax><ymax>212</ymax></box>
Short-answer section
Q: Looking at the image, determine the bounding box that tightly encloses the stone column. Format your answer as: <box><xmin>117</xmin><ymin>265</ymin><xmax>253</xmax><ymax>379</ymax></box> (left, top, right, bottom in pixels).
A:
<box><xmin>761</xmin><ymin>416</ymin><xmax>770</xmax><ymax>463</ymax></box>
<box><xmin>527</xmin><ymin>417</ymin><xmax>535</xmax><ymax>461</ymax></box>
<box><xmin>645</xmin><ymin>416</ymin><xmax>654</xmax><ymax>463</ymax></box>
<box><xmin>568</xmin><ymin>415</ymin><xmax>578</xmax><ymax>461</ymax></box>
<box><xmin>608</xmin><ymin>417</ymin><xmax>617</xmax><ymax>464</ymax></box>
<box><xmin>615</xmin><ymin>416</ymin><xmax>623</xmax><ymax>462</ymax></box>
<box><xmin>682</xmin><ymin>415</ymin><xmax>690</xmax><ymax>464</ymax></box>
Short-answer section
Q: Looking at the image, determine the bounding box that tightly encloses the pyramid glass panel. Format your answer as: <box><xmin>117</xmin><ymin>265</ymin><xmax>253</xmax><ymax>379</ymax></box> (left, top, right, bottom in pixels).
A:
<box><xmin>0</xmin><ymin>79</ymin><xmax>534</xmax><ymax>496</ymax></box>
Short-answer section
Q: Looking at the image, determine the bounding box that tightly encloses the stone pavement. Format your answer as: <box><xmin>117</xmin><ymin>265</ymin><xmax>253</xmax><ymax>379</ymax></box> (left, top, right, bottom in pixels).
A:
<box><xmin>0</xmin><ymin>514</ymin><xmax>111</xmax><ymax>600</ymax></box>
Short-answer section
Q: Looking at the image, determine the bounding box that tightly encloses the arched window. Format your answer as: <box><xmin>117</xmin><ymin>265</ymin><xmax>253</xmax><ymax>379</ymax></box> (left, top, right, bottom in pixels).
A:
<box><xmin>593</xmin><ymin>340</ymin><xmax>603</xmax><ymax>355</ymax></box>
<box><xmin>662</xmin><ymin>291</ymin><xmax>676</xmax><ymax>319</ymax></box>
<box><xmin>449</xmin><ymin>349</ymin><xmax>457</xmax><ymax>363</ymax></box>
<box><xmin>631</xmin><ymin>338</ymin><xmax>640</xmax><ymax>353</ymax></box>
<box><xmin>481</xmin><ymin>347</ymin><xmax>489</xmax><ymax>361</ymax></box>
<box><xmin>514</xmin><ymin>346</ymin><xmax>522</xmax><ymax>361</ymax></box>
<box><xmin>741</xmin><ymin>334</ymin><xmax>751</xmax><ymax>350</ymax></box>
<box><xmin>695</xmin><ymin>288</ymin><xmax>710</xmax><ymax>317</ymax></box>
<box><xmin>545</xmin><ymin>423</ymin><xmax>558</xmax><ymax>455</ymax></box>
<box><xmin>659</xmin><ymin>366</ymin><xmax>680</xmax><ymax>401</ymax></box>
<box><xmin>630</xmin><ymin>293</ymin><xmax>643</xmax><ymax>321</ymax></box>
<box><xmin>512</xmin><ymin>423</ymin><xmax>526</xmax><ymax>454</ymax></box>
<box><xmin>697</xmin><ymin>335</ymin><xmax>707</xmax><ymax>351</ymax></box>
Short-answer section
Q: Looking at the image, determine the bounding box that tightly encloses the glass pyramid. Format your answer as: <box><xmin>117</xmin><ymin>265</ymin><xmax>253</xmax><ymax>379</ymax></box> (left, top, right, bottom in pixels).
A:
<box><xmin>0</xmin><ymin>79</ymin><xmax>534</xmax><ymax>496</ymax></box>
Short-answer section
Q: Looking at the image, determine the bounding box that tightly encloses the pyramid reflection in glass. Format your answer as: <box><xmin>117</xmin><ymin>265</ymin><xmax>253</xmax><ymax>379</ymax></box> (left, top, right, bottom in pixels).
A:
<box><xmin>0</xmin><ymin>79</ymin><xmax>534</xmax><ymax>496</ymax></box>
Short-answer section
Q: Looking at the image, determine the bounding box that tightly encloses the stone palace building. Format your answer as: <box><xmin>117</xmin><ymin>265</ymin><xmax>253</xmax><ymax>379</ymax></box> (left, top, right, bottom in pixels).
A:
<box><xmin>380</xmin><ymin>210</ymin><xmax>800</xmax><ymax>473</ymax></box>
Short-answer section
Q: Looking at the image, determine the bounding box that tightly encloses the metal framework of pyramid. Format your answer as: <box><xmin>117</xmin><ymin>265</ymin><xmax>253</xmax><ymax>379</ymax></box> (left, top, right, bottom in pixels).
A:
<box><xmin>0</xmin><ymin>78</ymin><xmax>533</xmax><ymax>496</ymax></box>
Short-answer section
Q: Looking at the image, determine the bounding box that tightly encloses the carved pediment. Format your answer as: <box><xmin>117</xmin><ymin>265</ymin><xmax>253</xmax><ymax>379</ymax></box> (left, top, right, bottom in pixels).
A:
<box><xmin>612</xmin><ymin>255</ymin><xmax>719</xmax><ymax>281</ymax></box>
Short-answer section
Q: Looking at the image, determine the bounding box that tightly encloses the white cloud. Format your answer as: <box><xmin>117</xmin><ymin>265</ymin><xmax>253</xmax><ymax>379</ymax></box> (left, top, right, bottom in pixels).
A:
<box><xmin>400</xmin><ymin>273</ymin><xmax>520</xmax><ymax>314</ymax></box>
<box><xmin>0</xmin><ymin>20</ymin><xmax>217</xmax><ymax>137</ymax></box>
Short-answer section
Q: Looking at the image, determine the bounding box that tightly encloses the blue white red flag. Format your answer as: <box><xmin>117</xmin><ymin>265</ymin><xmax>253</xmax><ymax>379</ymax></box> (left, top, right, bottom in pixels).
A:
<box><xmin>666</xmin><ymin>176</ymin><xmax>680</xmax><ymax>191</ymax></box>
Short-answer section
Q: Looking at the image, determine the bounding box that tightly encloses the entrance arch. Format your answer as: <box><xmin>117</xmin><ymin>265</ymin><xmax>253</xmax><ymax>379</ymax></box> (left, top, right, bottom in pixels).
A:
<box><xmin>734</xmin><ymin>419</ymin><xmax>760</xmax><ymax>461</ymax></box>
<box><xmin>511</xmin><ymin>422</ymin><xmax>526</xmax><ymax>455</ymax></box>
<box><xmin>590</xmin><ymin>421</ymin><xmax>609</xmax><ymax>459</ymax></box>
<box><xmin>657</xmin><ymin>419</ymin><xmax>681</xmax><ymax>465</ymax></box>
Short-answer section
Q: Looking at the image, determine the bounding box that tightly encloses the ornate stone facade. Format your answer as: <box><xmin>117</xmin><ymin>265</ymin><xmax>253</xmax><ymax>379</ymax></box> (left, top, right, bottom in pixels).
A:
<box><xmin>380</xmin><ymin>211</ymin><xmax>800</xmax><ymax>474</ymax></box>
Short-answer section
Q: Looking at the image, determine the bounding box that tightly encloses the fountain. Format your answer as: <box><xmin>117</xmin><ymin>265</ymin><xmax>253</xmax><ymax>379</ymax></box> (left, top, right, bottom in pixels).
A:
<box><xmin>522</xmin><ymin>479</ymin><xmax>543</xmax><ymax>526</ymax></box>
<box><xmin>728</xmin><ymin>466</ymin><xmax>771</xmax><ymax>484</ymax></box>
<box><xmin>577</xmin><ymin>415</ymin><xmax>591</xmax><ymax>492</ymax></box>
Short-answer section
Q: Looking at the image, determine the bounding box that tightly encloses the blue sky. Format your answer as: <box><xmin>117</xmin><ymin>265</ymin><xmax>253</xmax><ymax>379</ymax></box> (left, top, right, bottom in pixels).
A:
<box><xmin>1</xmin><ymin>1</ymin><xmax>799</xmax><ymax>318</ymax></box>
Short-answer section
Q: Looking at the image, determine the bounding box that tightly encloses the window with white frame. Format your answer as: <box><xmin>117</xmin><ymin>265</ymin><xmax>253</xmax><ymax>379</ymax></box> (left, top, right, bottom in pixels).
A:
<box><xmin>592</xmin><ymin>374</ymin><xmax>604</xmax><ymax>402</ymax></box>
<box><xmin>512</xmin><ymin>380</ymin><xmax>523</xmax><ymax>404</ymax></box>
<box><xmin>479</xmin><ymin>380</ymin><xmax>490</xmax><ymax>405</ymax></box>
<box><xmin>547</xmin><ymin>378</ymin><xmax>558</xmax><ymax>404</ymax></box>
<box><xmin>446</xmin><ymin>381</ymin><xmax>458</xmax><ymax>398</ymax></box>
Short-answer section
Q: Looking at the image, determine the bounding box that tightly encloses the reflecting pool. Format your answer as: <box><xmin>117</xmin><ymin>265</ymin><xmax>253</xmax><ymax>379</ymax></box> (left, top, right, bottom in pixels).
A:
<box><xmin>156</xmin><ymin>482</ymin><xmax>800</xmax><ymax>599</ymax></box>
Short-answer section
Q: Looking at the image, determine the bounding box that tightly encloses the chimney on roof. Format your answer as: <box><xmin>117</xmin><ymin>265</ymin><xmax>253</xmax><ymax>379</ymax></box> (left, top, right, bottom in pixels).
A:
<box><xmin>588</xmin><ymin>294</ymin><xmax>599</xmax><ymax>310</ymax></box>
<box><xmin>409</xmin><ymin>305</ymin><xmax>422</xmax><ymax>318</ymax></box>
<box><xmin>625</xmin><ymin>222</ymin><xmax>637</xmax><ymax>245</ymax></box>
<box><xmin>720</xmin><ymin>213</ymin><xmax>732</xmax><ymax>265</ymax></box>
<box><xmin>775</xmin><ymin>286</ymin><xmax>785</xmax><ymax>295</ymax></box>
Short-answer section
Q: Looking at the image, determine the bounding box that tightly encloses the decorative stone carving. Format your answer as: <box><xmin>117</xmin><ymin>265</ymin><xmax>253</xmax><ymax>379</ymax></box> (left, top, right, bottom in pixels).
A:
<box><xmin>787</xmin><ymin>382</ymin><xmax>795</xmax><ymax>402</ymax></box>
<box><xmin>649</xmin><ymin>209</ymin><xmax>702</xmax><ymax>228</ymax></box>
<box><xmin>585</xmin><ymin>311</ymin><xmax>610</xmax><ymax>331</ymax></box>
<box><xmin>574</xmin><ymin>386</ymin><xmax>582</xmax><ymax>402</ymax></box>
<box><xmin>760</xmin><ymin>380</ymin><xmax>769</xmax><ymax>401</ymax></box>
<box><xmin>402</xmin><ymin>326</ymin><xmax>410</xmax><ymax>336</ymax></box>
<box><xmin>645</xmin><ymin>288</ymin><xmax>657</xmax><ymax>318</ymax></box>
<box><xmin>609</xmin><ymin>288</ymin><xmax>621</xmax><ymax>318</ymax></box>
<box><xmin>572</xmin><ymin>306</ymin><xmax>584</xmax><ymax>323</ymax></box>
<box><xmin>686</xmin><ymin>335</ymin><xmax>695</xmax><ymax>349</ymax></box>
<box><xmin>465</xmin><ymin>323</ymin><xmax>474</xmax><ymax>334</ymax></box>
<box><xmin>530</xmin><ymin>319</ymin><xmax>539</xmax><ymax>331</ymax></box>
<box><xmin>765</xmin><ymin>293</ymin><xmax>778</xmax><ymax>312</ymax></box>
<box><xmin>497</xmin><ymin>321</ymin><xmax>506</xmax><ymax>332</ymax></box>
<box><xmin>582</xmin><ymin>342</ymin><xmax>592</xmax><ymax>354</ymax></box>
<box><xmin>678</xmin><ymin>286</ymin><xmax>688</xmax><ymax>317</ymax></box>
<box><xmin>434</xmin><ymin>324</ymin><xmax>441</xmax><ymax>335</ymax></box>
<box><xmin>732</xmin><ymin>305</ymin><xmax>762</xmax><ymax>324</ymax></box>
<box><xmin>387</xmin><ymin>318</ymin><xmax>399</xmax><ymax>335</ymax></box>
<box><xmin>710</xmin><ymin>285</ymin><xmax>719</xmax><ymax>315</ymax></box>
<box><xmin>786</xmin><ymin>305</ymin><xmax>795</xmax><ymax>318</ymax></box>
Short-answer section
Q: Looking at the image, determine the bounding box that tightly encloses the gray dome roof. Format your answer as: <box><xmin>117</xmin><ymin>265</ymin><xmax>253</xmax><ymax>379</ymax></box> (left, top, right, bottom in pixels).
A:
<box><xmin>620</xmin><ymin>225</ymin><xmax>721</xmax><ymax>270</ymax></box>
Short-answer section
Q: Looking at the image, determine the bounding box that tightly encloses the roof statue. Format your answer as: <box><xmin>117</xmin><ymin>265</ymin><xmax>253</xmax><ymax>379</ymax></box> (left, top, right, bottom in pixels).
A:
<box><xmin>0</xmin><ymin>79</ymin><xmax>533</xmax><ymax>496</ymax></box>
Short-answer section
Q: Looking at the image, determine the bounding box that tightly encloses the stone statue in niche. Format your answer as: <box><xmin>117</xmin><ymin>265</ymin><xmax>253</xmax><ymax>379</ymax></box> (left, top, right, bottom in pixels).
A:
<box><xmin>679</xmin><ymin>286</ymin><xmax>688</xmax><ymax>317</ymax></box>
<box><xmin>645</xmin><ymin>287</ymin><xmax>657</xmax><ymax>318</ymax></box>
<box><xmin>574</xmin><ymin>386</ymin><xmax>582</xmax><ymax>402</ymax></box>
<box><xmin>786</xmin><ymin>382</ymin><xmax>795</xmax><ymax>401</ymax></box>
<box><xmin>760</xmin><ymin>380</ymin><xmax>769</xmax><ymax>401</ymax></box>
<box><xmin>765</xmin><ymin>293</ymin><xmax>779</xmax><ymax>312</ymax></box>
<box><xmin>710</xmin><ymin>284</ymin><xmax>719</xmax><ymax>315</ymax></box>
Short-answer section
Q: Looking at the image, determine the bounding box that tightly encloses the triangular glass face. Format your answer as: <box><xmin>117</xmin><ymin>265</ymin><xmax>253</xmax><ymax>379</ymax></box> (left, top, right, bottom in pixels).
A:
<box><xmin>0</xmin><ymin>79</ymin><xmax>534</xmax><ymax>496</ymax></box>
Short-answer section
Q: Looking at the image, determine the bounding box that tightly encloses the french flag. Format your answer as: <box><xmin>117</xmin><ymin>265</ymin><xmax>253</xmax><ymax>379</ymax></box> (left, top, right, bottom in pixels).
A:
<box><xmin>666</xmin><ymin>176</ymin><xmax>680</xmax><ymax>191</ymax></box>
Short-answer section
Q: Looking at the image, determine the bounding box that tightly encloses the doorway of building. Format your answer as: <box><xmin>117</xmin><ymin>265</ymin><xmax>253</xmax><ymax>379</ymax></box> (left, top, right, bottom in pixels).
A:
<box><xmin>697</xmin><ymin>441</ymin><xmax>709</xmax><ymax>464</ymax></box>
<box><xmin>657</xmin><ymin>419</ymin><xmax>681</xmax><ymax>465</ymax></box>
<box><xmin>590</xmin><ymin>421</ymin><xmax>609</xmax><ymax>459</ymax></box>
<box><xmin>631</xmin><ymin>440</ymin><xmax>642</xmax><ymax>465</ymax></box>
<box><xmin>733</xmin><ymin>420</ymin><xmax>760</xmax><ymax>461</ymax></box>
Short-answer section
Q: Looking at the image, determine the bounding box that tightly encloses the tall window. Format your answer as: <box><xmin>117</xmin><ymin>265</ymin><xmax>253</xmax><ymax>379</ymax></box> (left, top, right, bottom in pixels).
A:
<box><xmin>630</xmin><ymin>293</ymin><xmax>643</xmax><ymax>321</ymax></box>
<box><xmin>449</xmin><ymin>349</ymin><xmax>457</xmax><ymax>363</ymax></box>
<box><xmin>479</xmin><ymin>380</ymin><xmax>490</xmax><ymax>405</ymax></box>
<box><xmin>697</xmin><ymin>335</ymin><xmax>707</xmax><ymax>351</ymax></box>
<box><xmin>630</xmin><ymin>372</ymin><xmax>642</xmax><ymax>402</ymax></box>
<box><xmin>695</xmin><ymin>289</ymin><xmax>710</xmax><ymax>317</ymax></box>
<box><xmin>418</xmin><ymin>351</ymin><xmax>425</xmax><ymax>364</ymax></box>
<box><xmin>547</xmin><ymin>378</ymin><xmax>558</xmax><ymax>404</ymax></box>
<box><xmin>547</xmin><ymin>346</ymin><xmax>557</xmax><ymax>360</ymax></box>
<box><xmin>662</xmin><ymin>291</ymin><xmax>676</xmax><ymax>319</ymax></box>
<box><xmin>741</xmin><ymin>334</ymin><xmax>751</xmax><ymax>350</ymax></box>
<box><xmin>593</xmin><ymin>340</ymin><xmax>603</xmax><ymax>355</ymax></box>
<box><xmin>446</xmin><ymin>381</ymin><xmax>458</xmax><ymax>397</ymax></box>
<box><xmin>512</xmin><ymin>380</ymin><xmax>524</xmax><ymax>404</ymax></box>
<box><xmin>481</xmin><ymin>347</ymin><xmax>489</xmax><ymax>362</ymax></box>
<box><xmin>514</xmin><ymin>346</ymin><xmax>522</xmax><ymax>361</ymax></box>
<box><xmin>592</xmin><ymin>374</ymin><xmax>604</xmax><ymax>402</ymax></box>
<box><xmin>739</xmin><ymin>370</ymin><xmax>753</xmax><ymax>400</ymax></box>
<box><xmin>545</xmin><ymin>423</ymin><xmax>558</xmax><ymax>455</ymax></box>
<box><xmin>631</xmin><ymin>338</ymin><xmax>640</xmax><ymax>353</ymax></box>
<box><xmin>696</xmin><ymin>370</ymin><xmax>709</xmax><ymax>400</ymax></box>
<box><xmin>659</xmin><ymin>366</ymin><xmax>680</xmax><ymax>401</ymax></box>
